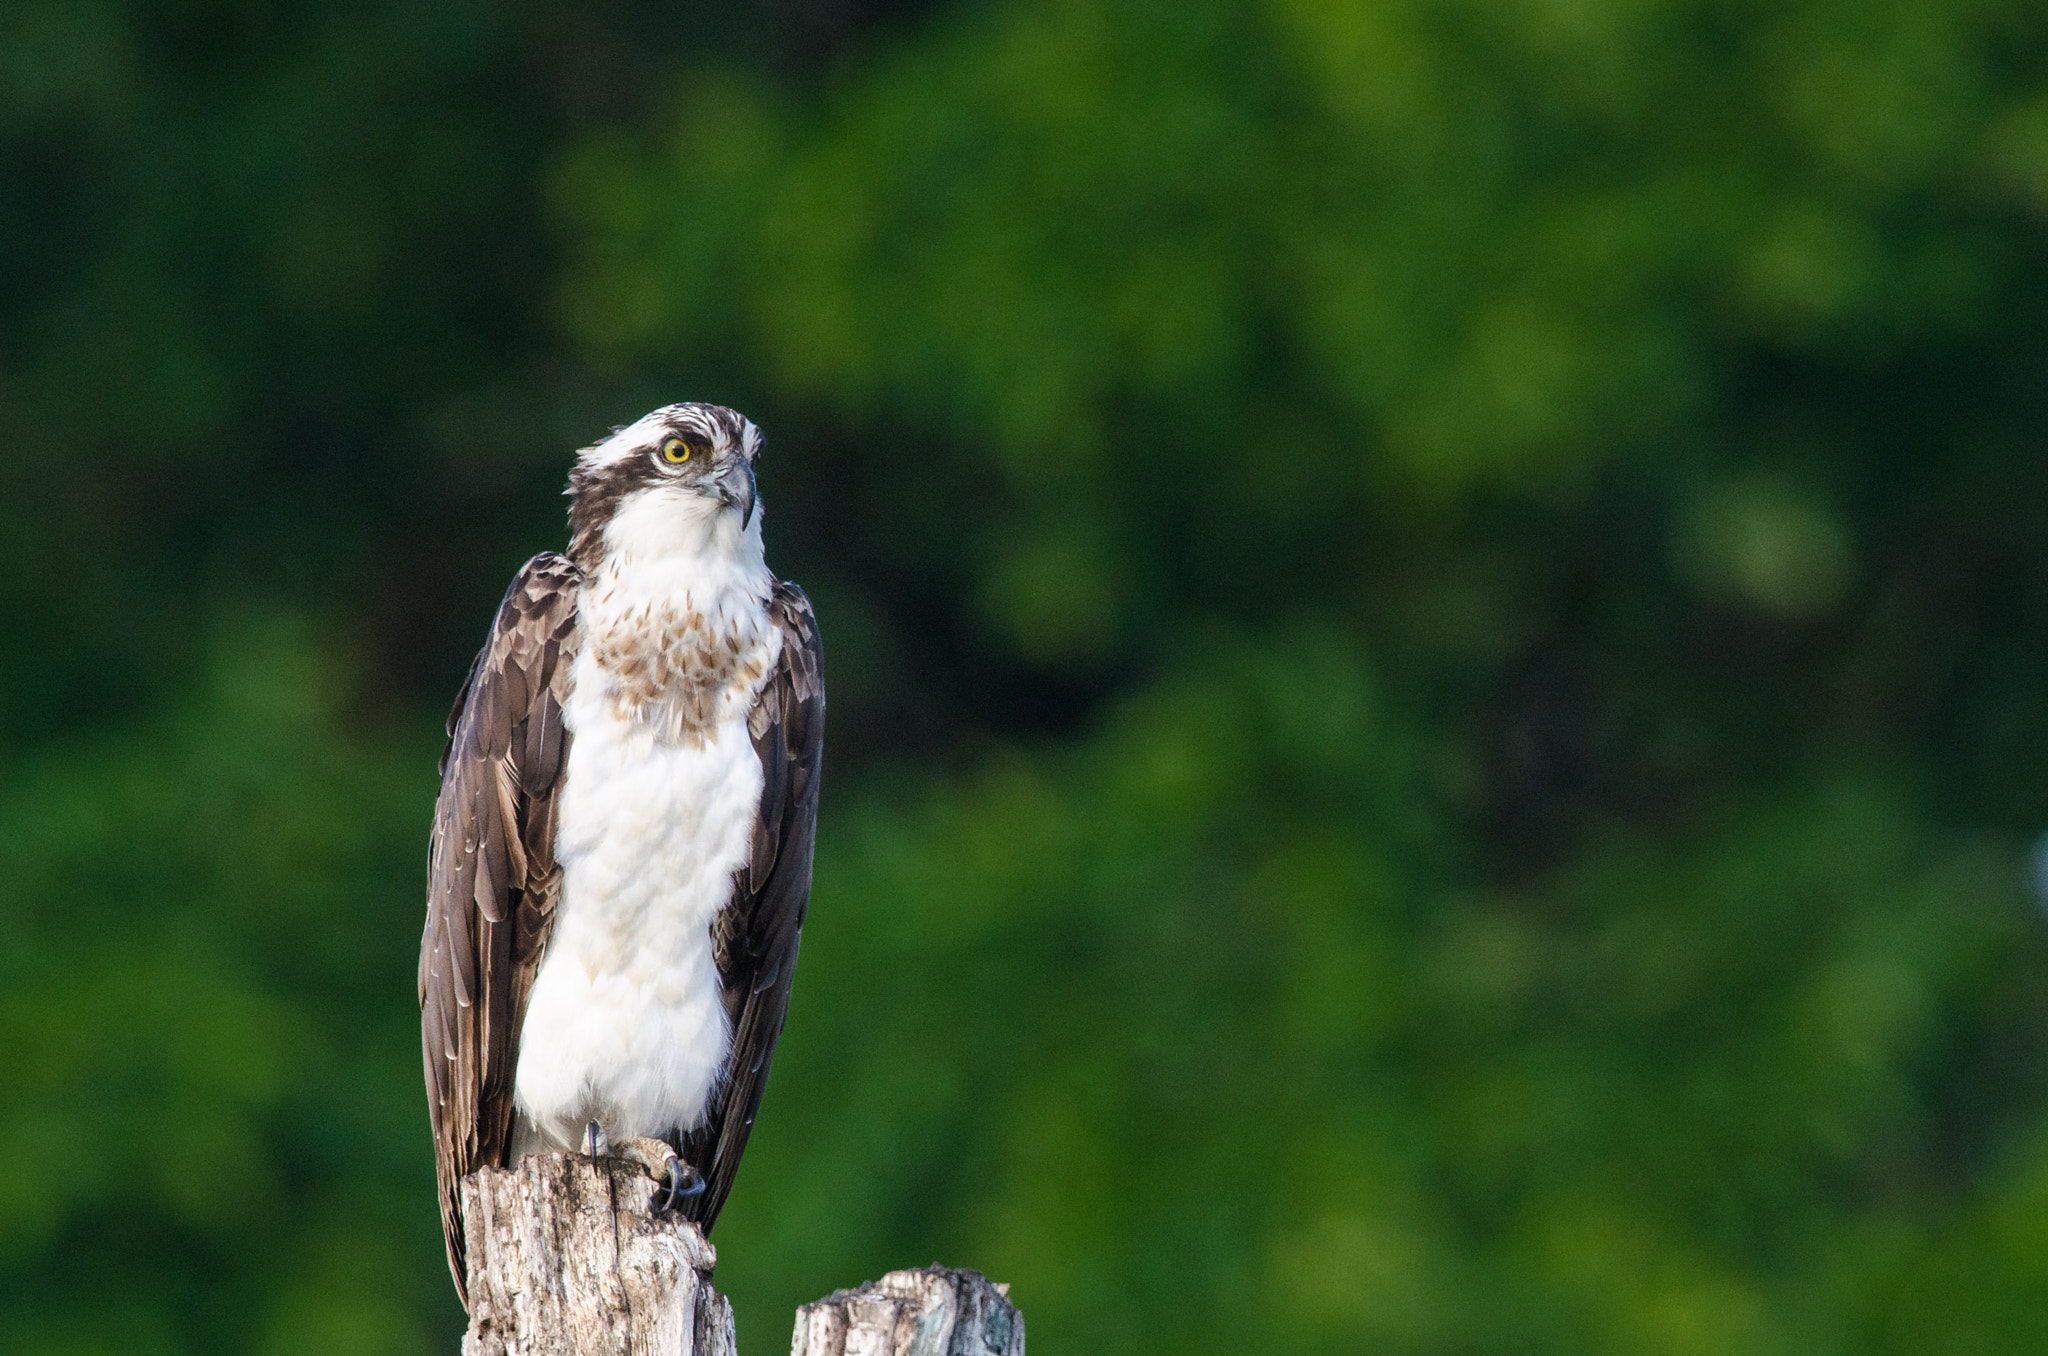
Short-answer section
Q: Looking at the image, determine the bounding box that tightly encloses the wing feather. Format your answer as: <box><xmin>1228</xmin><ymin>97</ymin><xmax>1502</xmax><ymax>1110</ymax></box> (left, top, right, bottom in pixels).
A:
<box><xmin>419</xmin><ymin>552</ymin><xmax>581</xmax><ymax>1308</ymax></box>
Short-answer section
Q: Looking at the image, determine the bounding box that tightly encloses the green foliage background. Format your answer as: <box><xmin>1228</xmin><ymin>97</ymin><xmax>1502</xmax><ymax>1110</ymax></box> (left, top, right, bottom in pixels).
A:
<box><xmin>7</xmin><ymin>0</ymin><xmax>2048</xmax><ymax>1351</ymax></box>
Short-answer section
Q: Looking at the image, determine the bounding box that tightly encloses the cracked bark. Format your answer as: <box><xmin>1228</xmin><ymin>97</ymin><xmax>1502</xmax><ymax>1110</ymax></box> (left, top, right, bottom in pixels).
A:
<box><xmin>457</xmin><ymin>1153</ymin><xmax>1023</xmax><ymax>1356</ymax></box>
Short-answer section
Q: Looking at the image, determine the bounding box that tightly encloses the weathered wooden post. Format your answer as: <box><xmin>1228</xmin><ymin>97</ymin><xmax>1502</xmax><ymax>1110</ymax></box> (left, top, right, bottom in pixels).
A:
<box><xmin>456</xmin><ymin>1153</ymin><xmax>1023</xmax><ymax>1356</ymax></box>
<box><xmin>791</xmin><ymin>1268</ymin><xmax>1022</xmax><ymax>1356</ymax></box>
<box><xmin>458</xmin><ymin>1154</ymin><xmax>734</xmax><ymax>1356</ymax></box>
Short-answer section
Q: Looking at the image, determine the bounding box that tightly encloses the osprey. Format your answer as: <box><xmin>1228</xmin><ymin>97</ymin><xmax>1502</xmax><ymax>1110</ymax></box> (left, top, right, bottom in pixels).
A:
<box><xmin>419</xmin><ymin>403</ymin><xmax>823</xmax><ymax>1307</ymax></box>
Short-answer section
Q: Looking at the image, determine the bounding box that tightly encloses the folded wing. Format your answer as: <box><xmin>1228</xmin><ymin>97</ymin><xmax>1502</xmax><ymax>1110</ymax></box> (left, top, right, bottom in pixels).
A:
<box><xmin>419</xmin><ymin>552</ymin><xmax>581</xmax><ymax>1308</ymax></box>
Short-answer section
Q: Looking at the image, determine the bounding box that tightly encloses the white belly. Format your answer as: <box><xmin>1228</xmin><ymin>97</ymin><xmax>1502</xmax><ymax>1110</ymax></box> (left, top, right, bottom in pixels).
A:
<box><xmin>512</xmin><ymin>680</ymin><xmax>764</xmax><ymax>1146</ymax></box>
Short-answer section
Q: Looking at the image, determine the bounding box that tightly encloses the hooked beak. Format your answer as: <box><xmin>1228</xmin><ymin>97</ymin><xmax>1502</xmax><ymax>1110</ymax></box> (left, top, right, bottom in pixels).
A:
<box><xmin>716</xmin><ymin>457</ymin><xmax>757</xmax><ymax>529</ymax></box>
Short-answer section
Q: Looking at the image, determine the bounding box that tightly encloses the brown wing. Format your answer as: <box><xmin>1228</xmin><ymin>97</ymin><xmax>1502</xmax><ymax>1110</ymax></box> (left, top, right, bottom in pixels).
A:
<box><xmin>419</xmin><ymin>552</ymin><xmax>581</xmax><ymax>1308</ymax></box>
<box><xmin>682</xmin><ymin>580</ymin><xmax>825</xmax><ymax>1231</ymax></box>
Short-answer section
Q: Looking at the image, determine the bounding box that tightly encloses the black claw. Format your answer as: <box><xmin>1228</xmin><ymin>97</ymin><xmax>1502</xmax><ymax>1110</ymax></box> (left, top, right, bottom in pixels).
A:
<box><xmin>662</xmin><ymin>1160</ymin><xmax>706</xmax><ymax>1211</ymax></box>
<box><xmin>582</xmin><ymin>1119</ymin><xmax>606</xmax><ymax>1158</ymax></box>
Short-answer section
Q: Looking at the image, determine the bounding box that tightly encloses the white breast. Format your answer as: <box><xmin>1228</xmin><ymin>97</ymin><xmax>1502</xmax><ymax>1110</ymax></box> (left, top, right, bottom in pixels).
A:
<box><xmin>513</xmin><ymin>532</ymin><xmax>780</xmax><ymax>1149</ymax></box>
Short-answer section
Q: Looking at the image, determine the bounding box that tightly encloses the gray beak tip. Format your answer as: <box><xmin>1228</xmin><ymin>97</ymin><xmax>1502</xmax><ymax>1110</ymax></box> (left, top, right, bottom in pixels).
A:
<box><xmin>718</xmin><ymin>458</ymin><xmax>759</xmax><ymax>529</ymax></box>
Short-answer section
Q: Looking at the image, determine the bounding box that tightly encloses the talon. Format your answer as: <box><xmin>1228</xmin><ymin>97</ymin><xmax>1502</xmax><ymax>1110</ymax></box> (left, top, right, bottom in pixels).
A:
<box><xmin>663</xmin><ymin>1159</ymin><xmax>706</xmax><ymax>1211</ymax></box>
<box><xmin>582</xmin><ymin>1119</ymin><xmax>609</xmax><ymax>1158</ymax></box>
<box><xmin>616</xmin><ymin>1136</ymin><xmax>692</xmax><ymax>1207</ymax></box>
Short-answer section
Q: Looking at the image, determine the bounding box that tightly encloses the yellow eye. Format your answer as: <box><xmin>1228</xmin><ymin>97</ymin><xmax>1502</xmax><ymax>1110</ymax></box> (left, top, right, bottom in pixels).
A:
<box><xmin>660</xmin><ymin>435</ymin><xmax>692</xmax><ymax>464</ymax></box>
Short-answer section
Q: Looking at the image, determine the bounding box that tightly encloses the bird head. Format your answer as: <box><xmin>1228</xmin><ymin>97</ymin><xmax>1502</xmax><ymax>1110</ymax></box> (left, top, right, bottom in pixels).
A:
<box><xmin>566</xmin><ymin>403</ymin><xmax>764</xmax><ymax>567</ymax></box>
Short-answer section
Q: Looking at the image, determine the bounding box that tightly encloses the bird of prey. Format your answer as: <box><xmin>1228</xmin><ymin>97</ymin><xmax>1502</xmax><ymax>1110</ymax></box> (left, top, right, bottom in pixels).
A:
<box><xmin>419</xmin><ymin>403</ymin><xmax>823</xmax><ymax>1307</ymax></box>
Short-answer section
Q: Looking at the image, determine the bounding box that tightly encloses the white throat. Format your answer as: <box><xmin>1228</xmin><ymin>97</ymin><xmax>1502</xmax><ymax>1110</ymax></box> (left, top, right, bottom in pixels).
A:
<box><xmin>576</xmin><ymin>487</ymin><xmax>779</xmax><ymax>746</ymax></box>
<box><xmin>603</xmin><ymin>481</ymin><xmax>766</xmax><ymax>569</ymax></box>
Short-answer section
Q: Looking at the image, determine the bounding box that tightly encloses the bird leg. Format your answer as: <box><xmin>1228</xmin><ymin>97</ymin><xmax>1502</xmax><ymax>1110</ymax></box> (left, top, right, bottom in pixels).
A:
<box><xmin>581</xmin><ymin>1119</ymin><xmax>609</xmax><ymax>1159</ymax></box>
<box><xmin>616</xmin><ymin>1137</ymin><xmax>706</xmax><ymax>1211</ymax></box>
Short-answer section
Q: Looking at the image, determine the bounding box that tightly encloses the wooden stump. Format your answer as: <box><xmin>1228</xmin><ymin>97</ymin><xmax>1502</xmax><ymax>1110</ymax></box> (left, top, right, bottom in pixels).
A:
<box><xmin>456</xmin><ymin>1152</ymin><xmax>1022</xmax><ymax>1356</ymax></box>
<box><xmin>791</xmin><ymin>1268</ymin><xmax>1024</xmax><ymax>1356</ymax></box>
<box><xmin>459</xmin><ymin>1153</ymin><xmax>734</xmax><ymax>1356</ymax></box>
